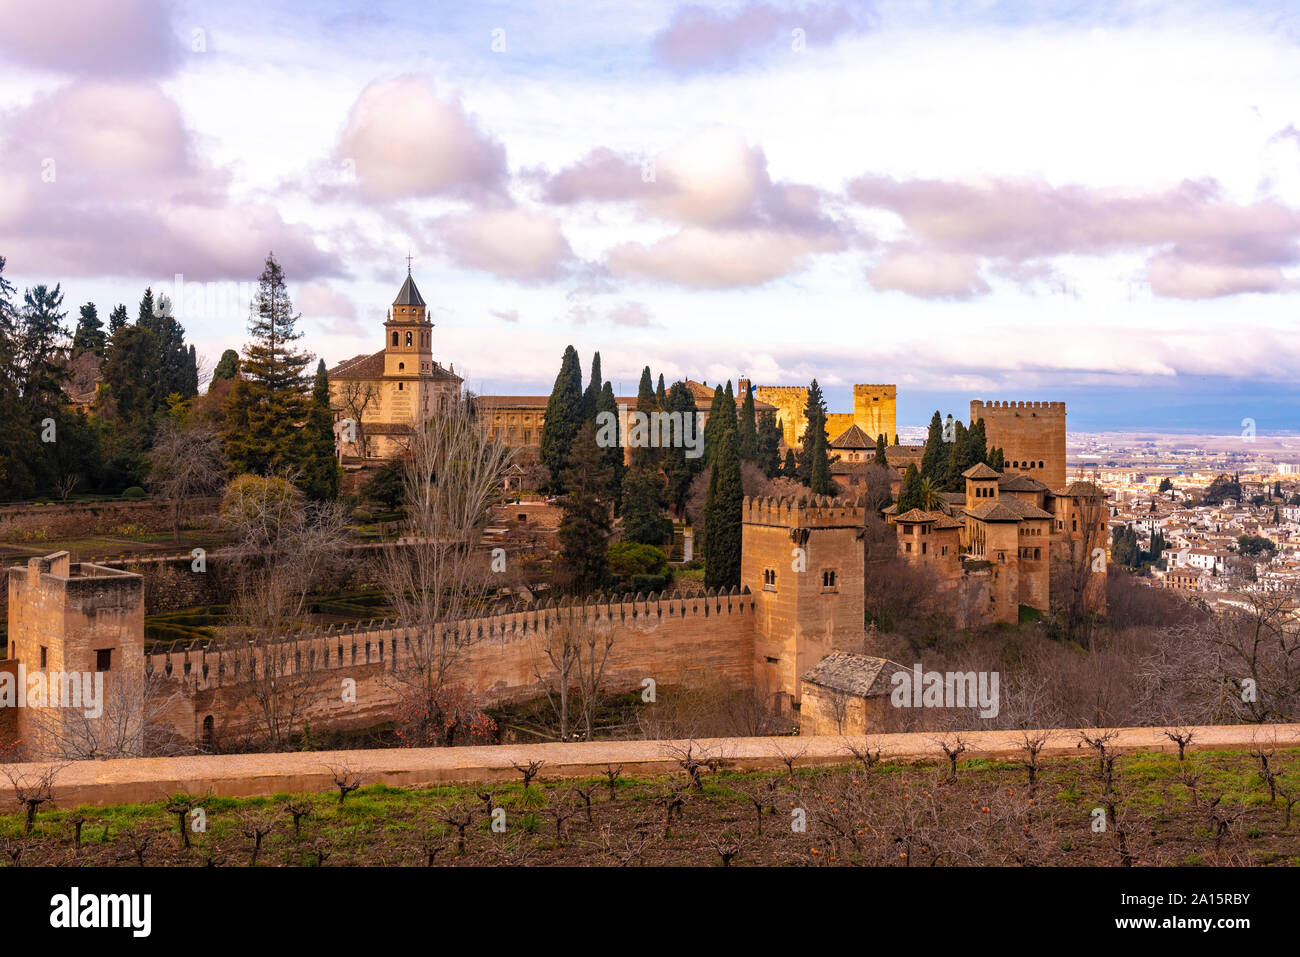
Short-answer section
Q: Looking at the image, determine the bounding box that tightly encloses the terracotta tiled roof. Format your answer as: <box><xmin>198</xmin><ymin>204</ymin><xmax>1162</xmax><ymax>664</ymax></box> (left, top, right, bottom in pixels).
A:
<box><xmin>1055</xmin><ymin>481</ymin><xmax>1106</xmax><ymax>499</ymax></box>
<box><xmin>830</xmin><ymin>423</ymin><xmax>874</xmax><ymax>449</ymax></box>
<box><xmin>968</xmin><ymin>497</ymin><xmax>1053</xmax><ymax>521</ymax></box>
<box><xmin>327</xmin><ymin>350</ymin><xmax>460</xmax><ymax>382</ymax></box>
<box><xmin>963</xmin><ymin>462</ymin><xmax>1001</xmax><ymax>480</ymax></box>
<box><xmin>998</xmin><ymin>473</ymin><xmax>1049</xmax><ymax>492</ymax></box>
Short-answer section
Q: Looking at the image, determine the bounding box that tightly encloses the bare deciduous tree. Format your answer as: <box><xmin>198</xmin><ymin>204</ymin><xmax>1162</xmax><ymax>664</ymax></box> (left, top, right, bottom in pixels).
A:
<box><xmin>147</xmin><ymin>422</ymin><xmax>225</xmax><ymax>541</ymax></box>
<box><xmin>380</xmin><ymin>395</ymin><xmax>514</xmax><ymax>738</ymax></box>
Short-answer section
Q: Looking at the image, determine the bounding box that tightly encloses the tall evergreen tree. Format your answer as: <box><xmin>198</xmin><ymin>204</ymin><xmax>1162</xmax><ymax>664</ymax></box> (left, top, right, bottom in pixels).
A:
<box><xmin>15</xmin><ymin>283</ymin><xmax>70</xmax><ymax>413</ymax></box>
<box><xmin>782</xmin><ymin>448</ymin><xmax>798</xmax><ymax>479</ymax></box>
<box><xmin>895</xmin><ymin>463</ymin><xmax>924</xmax><ymax>512</ymax></box>
<box><xmin>704</xmin><ymin>430</ymin><xmax>743</xmax><ymax>591</ymax></box>
<box><xmin>581</xmin><ymin>351</ymin><xmax>602</xmax><ymax>421</ymax></box>
<box><xmin>595</xmin><ymin>380</ymin><xmax>624</xmax><ymax>503</ymax></box>
<box><xmin>621</xmin><ymin>464</ymin><xmax>672</xmax><ymax>548</ymax></box>
<box><xmin>0</xmin><ymin>258</ymin><xmax>41</xmax><ymax>497</ymax></box>
<box><xmin>797</xmin><ymin>379</ymin><xmax>833</xmax><ymax>494</ymax></box>
<box><xmin>73</xmin><ymin>302</ymin><xmax>106</xmax><ymax>356</ymax></box>
<box><xmin>663</xmin><ymin>380</ymin><xmax>702</xmax><ymax>515</ymax></box>
<box><xmin>655</xmin><ymin>373</ymin><xmax>666</xmax><ymax>408</ymax></box>
<box><xmin>920</xmin><ymin>410</ymin><xmax>949</xmax><ymax>487</ymax></box>
<box><xmin>756</xmin><ymin>410</ymin><xmax>782</xmax><ymax>477</ymax></box>
<box><xmin>299</xmin><ymin>360</ymin><xmax>341</xmax><ymax>500</ymax></box>
<box><xmin>555</xmin><ymin>421</ymin><xmax>613</xmax><ymax>594</ymax></box>
<box><xmin>633</xmin><ymin>365</ymin><xmax>657</xmax><ymax>466</ymax></box>
<box><xmin>223</xmin><ymin>253</ymin><xmax>314</xmax><ymax>479</ymax></box>
<box><xmin>539</xmin><ymin>345</ymin><xmax>583</xmax><ymax>491</ymax></box>
<box><xmin>737</xmin><ymin>384</ymin><xmax>758</xmax><ymax>463</ymax></box>
<box><xmin>107</xmin><ymin>303</ymin><xmax>128</xmax><ymax>337</ymax></box>
<box><xmin>703</xmin><ymin>384</ymin><xmax>728</xmax><ymax>465</ymax></box>
<box><xmin>874</xmin><ymin>433</ymin><xmax>888</xmax><ymax>467</ymax></box>
<box><xmin>212</xmin><ymin>348</ymin><xmax>239</xmax><ymax>384</ymax></box>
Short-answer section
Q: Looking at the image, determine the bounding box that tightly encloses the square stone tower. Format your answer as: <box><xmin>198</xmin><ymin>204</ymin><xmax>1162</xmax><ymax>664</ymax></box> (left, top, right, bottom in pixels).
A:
<box><xmin>7</xmin><ymin>552</ymin><xmax>145</xmax><ymax>758</ymax></box>
<box><xmin>971</xmin><ymin>400</ymin><xmax>1067</xmax><ymax>490</ymax></box>
<box><xmin>740</xmin><ymin>496</ymin><xmax>865</xmax><ymax>711</ymax></box>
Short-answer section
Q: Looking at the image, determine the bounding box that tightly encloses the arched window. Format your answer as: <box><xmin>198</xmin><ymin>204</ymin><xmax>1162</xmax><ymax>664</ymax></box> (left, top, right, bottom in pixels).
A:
<box><xmin>398</xmin><ymin>362</ymin><xmax>405</xmax><ymax>371</ymax></box>
<box><xmin>202</xmin><ymin>715</ymin><xmax>214</xmax><ymax>750</ymax></box>
<box><xmin>392</xmin><ymin>331</ymin><xmax>398</xmax><ymax>346</ymax></box>
<box><xmin>405</xmin><ymin>331</ymin><xmax>412</xmax><ymax>347</ymax></box>
<box><xmin>398</xmin><ymin>382</ymin><xmax>404</xmax><ymax>391</ymax></box>
<box><xmin>1038</xmin><ymin>460</ymin><xmax>1044</xmax><ymax>468</ymax></box>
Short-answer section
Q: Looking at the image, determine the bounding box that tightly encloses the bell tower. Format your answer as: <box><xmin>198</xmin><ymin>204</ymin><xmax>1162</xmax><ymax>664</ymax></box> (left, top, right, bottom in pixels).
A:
<box><xmin>383</xmin><ymin>267</ymin><xmax>435</xmax><ymax>377</ymax></box>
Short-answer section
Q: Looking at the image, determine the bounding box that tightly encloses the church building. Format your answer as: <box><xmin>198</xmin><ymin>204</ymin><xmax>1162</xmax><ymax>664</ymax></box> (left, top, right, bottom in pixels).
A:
<box><xmin>327</xmin><ymin>271</ymin><xmax>462</xmax><ymax>461</ymax></box>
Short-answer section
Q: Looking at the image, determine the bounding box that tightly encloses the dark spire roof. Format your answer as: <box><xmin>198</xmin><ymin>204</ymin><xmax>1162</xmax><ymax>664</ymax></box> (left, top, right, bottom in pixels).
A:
<box><xmin>393</xmin><ymin>273</ymin><xmax>426</xmax><ymax>307</ymax></box>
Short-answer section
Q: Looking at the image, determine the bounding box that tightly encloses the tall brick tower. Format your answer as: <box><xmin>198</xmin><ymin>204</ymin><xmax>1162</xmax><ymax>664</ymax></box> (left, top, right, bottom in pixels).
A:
<box><xmin>740</xmin><ymin>496</ymin><xmax>865</xmax><ymax>711</ymax></box>
<box><xmin>971</xmin><ymin>400</ymin><xmax>1067</xmax><ymax>490</ymax></box>
<box><xmin>383</xmin><ymin>268</ymin><xmax>435</xmax><ymax>378</ymax></box>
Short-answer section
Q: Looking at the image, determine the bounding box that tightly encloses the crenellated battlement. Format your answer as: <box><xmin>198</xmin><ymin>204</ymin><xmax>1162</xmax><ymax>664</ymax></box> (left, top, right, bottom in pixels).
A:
<box><xmin>144</xmin><ymin>586</ymin><xmax>757</xmax><ymax>692</ymax></box>
<box><xmin>972</xmin><ymin>400</ymin><xmax>1066</xmax><ymax>414</ymax></box>
<box><xmin>742</xmin><ymin>494</ymin><xmax>866</xmax><ymax>528</ymax></box>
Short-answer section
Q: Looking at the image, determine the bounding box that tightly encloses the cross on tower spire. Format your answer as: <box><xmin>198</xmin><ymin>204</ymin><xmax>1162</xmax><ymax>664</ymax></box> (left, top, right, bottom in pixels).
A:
<box><xmin>406</xmin><ymin>249</ymin><xmax>414</xmax><ymax>274</ymax></box>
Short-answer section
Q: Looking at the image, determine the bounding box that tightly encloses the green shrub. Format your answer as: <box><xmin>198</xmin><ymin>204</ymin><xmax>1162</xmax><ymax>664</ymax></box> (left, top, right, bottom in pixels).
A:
<box><xmin>121</xmin><ymin>486</ymin><xmax>146</xmax><ymax>500</ymax></box>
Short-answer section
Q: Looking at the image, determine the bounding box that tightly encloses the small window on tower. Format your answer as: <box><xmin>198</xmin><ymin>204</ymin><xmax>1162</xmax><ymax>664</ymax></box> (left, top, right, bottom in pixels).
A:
<box><xmin>406</xmin><ymin>332</ymin><xmax>412</xmax><ymax>347</ymax></box>
<box><xmin>96</xmin><ymin>649</ymin><xmax>112</xmax><ymax>672</ymax></box>
<box><xmin>398</xmin><ymin>382</ymin><xmax>404</xmax><ymax>391</ymax></box>
<box><xmin>392</xmin><ymin>332</ymin><xmax>398</xmax><ymax>346</ymax></box>
<box><xmin>398</xmin><ymin>362</ymin><xmax>405</xmax><ymax>370</ymax></box>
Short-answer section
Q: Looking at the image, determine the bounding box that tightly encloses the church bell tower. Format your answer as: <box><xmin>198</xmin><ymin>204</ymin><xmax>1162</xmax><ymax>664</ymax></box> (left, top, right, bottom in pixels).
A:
<box><xmin>383</xmin><ymin>268</ymin><xmax>435</xmax><ymax>377</ymax></box>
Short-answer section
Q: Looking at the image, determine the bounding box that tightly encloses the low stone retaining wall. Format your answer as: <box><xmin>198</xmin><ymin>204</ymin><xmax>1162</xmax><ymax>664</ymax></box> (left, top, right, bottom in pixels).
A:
<box><xmin>2</xmin><ymin>724</ymin><xmax>1296</xmax><ymax>807</ymax></box>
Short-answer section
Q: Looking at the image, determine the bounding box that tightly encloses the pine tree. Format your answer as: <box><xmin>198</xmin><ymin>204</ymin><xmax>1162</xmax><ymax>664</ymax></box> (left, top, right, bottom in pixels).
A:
<box><xmin>539</xmin><ymin>345</ymin><xmax>583</xmax><ymax>491</ymax></box>
<box><xmin>556</xmin><ymin>421</ymin><xmax>613</xmax><ymax>594</ymax></box>
<box><xmin>874</xmin><ymin>433</ymin><xmax>888</xmax><ymax>467</ymax></box>
<box><xmin>16</xmin><ymin>284</ymin><xmax>70</xmax><ymax>413</ymax></box>
<box><xmin>73</xmin><ymin>302</ymin><xmax>106</xmax><ymax>356</ymax></box>
<box><xmin>299</xmin><ymin>360</ymin><xmax>341</xmax><ymax>500</ymax></box>
<box><xmin>0</xmin><ymin>257</ymin><xmax>41</xmax><ymax>497</ymax></box>
<box><xmin>704</xmin><ymin>430</ymin><xmax>743</xmax><ymax>591</ymax></box>
<box><xmin>107</xmin><ymin>304</ymin><xmax>128</xmax><ymax>337</ymax></box>
<box><xmin>737</xmin><ymin>384</ymin><xmax>758</xmax><ymax>463</ymax></box>
<box><xmin>223</xmin><ymin>253</ymin><xmax>315</xmax><ymax>479</ymax></box>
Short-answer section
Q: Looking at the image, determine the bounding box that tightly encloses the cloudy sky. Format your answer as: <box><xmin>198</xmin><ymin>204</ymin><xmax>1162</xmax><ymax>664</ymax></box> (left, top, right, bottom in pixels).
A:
<box><xmin>3</xmin><ymin>0</ymin><xmax>1299</xmax><ymax>431</ymax></box>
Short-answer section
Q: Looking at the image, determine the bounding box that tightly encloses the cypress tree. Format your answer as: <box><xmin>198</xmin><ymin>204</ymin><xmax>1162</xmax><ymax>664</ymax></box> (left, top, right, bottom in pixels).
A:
<box><xmin>663</xmin><ymin>380</ymin><xmax>701</xmax><ymax>516</ymax></box>
<box><xmin>223</xmin><ymin>253</ymin><xmax>314</xmax><ymax>479</ymax></box>
<box><xmin>797</xmin><ymin>380</ymin><xmax>833</xmax><ymax>494</ymax></box>
<box><xmin>703</xmin><ymin>384</ymin><xmax>728</xmax><ymax>465</ymax></box>
<box><xmin>556</xmin><ymin>421</ymin><xmax>612</xmax><ymax>594</ymax></box>
<box><xmin>621</xmin><ymin>464</ymin><xmax>672</xmax><ymax>547</ymax></box>
<box><xmin>737</xmin><ymin>384</ymin><xmax>758</xmax><ymax>463</ymax></box>
<box><xmin>704</xmin><ymin>429</ymin><xmax>743</xmax><ymax>591</ymax></box>
<box><xmin>633</xmin><ymin>365</ymin><xmax>656</xmax><ymax>466</ymax></box>
<box><xmin>920</xmin><ymin>411</ymin><xmax>947</xmax><ymax>484</ymax></box>
<box><xmin>539</xmin><ymin>345</ymin><xmax>583</xmax><ymax>491</ymax></box>
<box><xmin>756</xmin><ymin>410</ymin><xmax>782</xmax><ymax>477</ymax></box>
<box><xmin>896</xmin><ymin>463</ymin><xmax>924</xmax><ymax>512</ymax></box>
<box><xmin>595</xmin><ymin>381</ymin><xmax>625</xmax><ymax>503</ymax></box>
<box><xmin>212</xmin><ymin>349</ymin><xmax>239</xmax><ymax>384</ymax></box>
<box><xmin>874</xmin><ymin>433</ymin><xmax>888</xmax><ymax>467</ymax></box>
<box><xmin>299</xmin><ymin>359</ymin><xmax>341</xmax><ymax>500</ymax></box>
<box><xmin>582</xmin><ymin>351</ymin><xmax>602</xmax><ymax>421</ymax></box>
<box><xmin>655</xmin><ymin>372</ymin><xmax>666</xmax><ymax>408</ymax></box>
<box><xmin>782</xmin><ymin>448</ymin><xmax>798</xmax><ymax>479</ymax></box>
